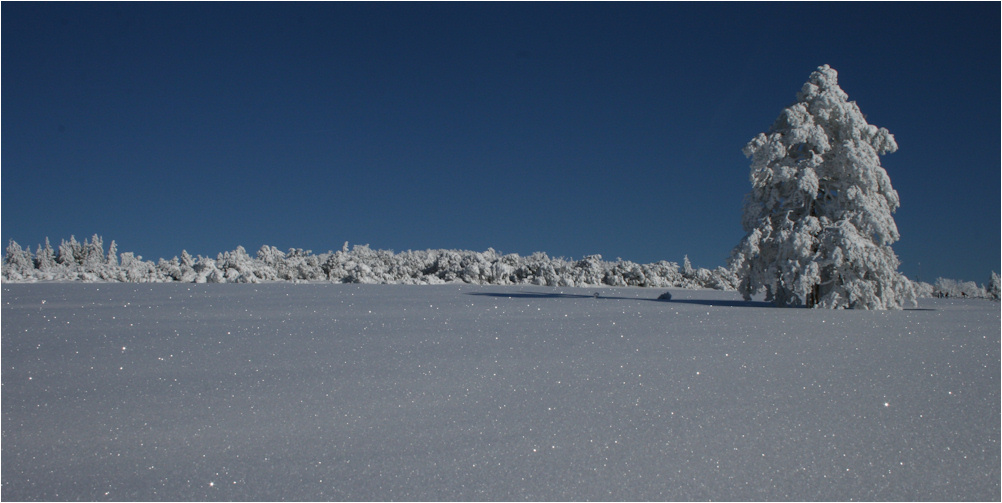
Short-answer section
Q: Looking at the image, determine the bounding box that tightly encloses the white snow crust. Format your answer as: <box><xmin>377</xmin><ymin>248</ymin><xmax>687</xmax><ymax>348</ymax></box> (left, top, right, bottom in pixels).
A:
<box><xmin>2</xmin><ymin>284</ymin><xmax>999</xmax><ymax>500</ymax></box>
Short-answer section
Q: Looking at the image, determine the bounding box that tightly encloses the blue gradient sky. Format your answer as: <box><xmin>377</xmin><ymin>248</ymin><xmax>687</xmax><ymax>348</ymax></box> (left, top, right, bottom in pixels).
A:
<box><xmin>2</xmin><ymin>2</ymin><xmax>998</xmax><ymax>283</ymax></box>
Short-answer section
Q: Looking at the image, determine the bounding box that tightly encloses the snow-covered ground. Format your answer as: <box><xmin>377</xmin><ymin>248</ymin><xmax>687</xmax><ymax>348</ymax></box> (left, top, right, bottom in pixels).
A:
<box><xmin>3</xmin><ymin>283</ymin><xmax>998</xmax><ymax>501</ymax></box>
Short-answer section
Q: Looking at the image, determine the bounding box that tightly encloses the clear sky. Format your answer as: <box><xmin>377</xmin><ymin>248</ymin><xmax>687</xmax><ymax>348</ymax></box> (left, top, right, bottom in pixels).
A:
<box><xmin>2</xmin><ymin>2</ymin><xmax>998</xmax><ymax>284</ymax></box>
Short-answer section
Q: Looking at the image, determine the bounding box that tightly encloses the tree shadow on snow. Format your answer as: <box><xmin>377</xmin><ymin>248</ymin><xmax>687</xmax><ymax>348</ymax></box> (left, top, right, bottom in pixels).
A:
<box><xmin>667</xmin><ymin>299</ymin><xmax>935</xmax><ymax>310</ymax></box>
<box><xmin>466</xmin><ymin>291</ymin><xmax>772</xmax><ymax>308</ymax></box>
<box><xmin>468</xmin><ymin>291</ymin><xmax>611</xmax><ymax>300</ymax></box>
<box><xmin>665</xmin><ymin>298</ymin><xmax>774</xmax><ymax>308</ymax></box>
<box><xmin>467</xmin><ymin>291</ymin><xmax>934</xmax><ymax>310</ymax></box>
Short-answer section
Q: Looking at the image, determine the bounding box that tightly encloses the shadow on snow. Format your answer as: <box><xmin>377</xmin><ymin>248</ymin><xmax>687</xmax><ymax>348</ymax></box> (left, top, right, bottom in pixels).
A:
<box><xmin>465</xmin><ymin>291</ymin><xmax>934</xmax><ymax>310</ymax></box>
<box><xmin>466</xmin><ymin>290</ymin><xmax>774</xmax><ymax>308</ymax></box>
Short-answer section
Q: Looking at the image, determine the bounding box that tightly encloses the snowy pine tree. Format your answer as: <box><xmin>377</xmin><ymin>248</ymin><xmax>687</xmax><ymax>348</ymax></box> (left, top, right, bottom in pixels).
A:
<box><xmin>106</xmin><ymin>240</ymin><xmax>119</xmax><ymax>267</ymax></box>
<box><xmin>988</xmin><ymin>272</ymin><xmax>1000</xmax><ymax>301</ymax></box>
<box><xmin>682</xmin><ymin>255</ymin><xmax>694</xmax><ymax>277</ymax></box>
<box><xmin>730</xmin><ymin>65</ymin><xmax>915</xmax><ymax>309</ymax></box>
<box><xmin>58</xmin><ymin>236</ymin><xmax>82</xmax><ymax>265</ymax></box>
<box><xmin>35</xmin><ymin>238</ymin><xmax>57</xmax><ymax>271</ymax></box>
<box><xmin>83</xmin><ymin>234</ymin><xmax>105</xmax><ymax>267</ymax></box>
<box><xmin>180</xmin><ymin>250</ymin><xmax>195</xmax><ymax>268</ymax></box>
<box><xmin>3</xmin><ymin>240</ymin><xmax>34</xmax><ymax>279</ymax></box>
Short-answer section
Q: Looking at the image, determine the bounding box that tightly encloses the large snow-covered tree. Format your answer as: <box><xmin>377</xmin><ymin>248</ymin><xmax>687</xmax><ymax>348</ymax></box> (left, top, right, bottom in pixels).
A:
<box><xmin>730</xmin><ymin>64</ymin><xmax>915</xmax><ymax>309</ymax></box>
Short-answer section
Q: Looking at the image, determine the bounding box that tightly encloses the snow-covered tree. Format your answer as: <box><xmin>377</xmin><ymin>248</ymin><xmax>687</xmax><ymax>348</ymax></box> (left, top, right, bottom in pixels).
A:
<box><xmin>3</xmin><ymin>241</ymin><xmax>34</xmax><ymax>279</ymax></box>
<box><xmin>83</xmin><ymin>234</ymin><xmax>105</xmax><ymax>267</ymax></box>
<box><xmin>217</xmin><ymin>246</ymin><xmax>264</xmax><ymax>282</ymax></box>
<box><xmin>35</xmin><ymin>238</ymin><xmax>57</xmax><ymax>272</ymax></box>
<box><xmin>158</xmin><ymin>257</ymin><xmax>183</xmax><ymax>281</ymax></box>
<box><xmin>730</xmin><ymin>65</ymin><xmax>915</xmax><ymax>309</ymax></box>
<box><xmin>106</xmin><ymin>240</ymin><xmax>119</xmax><ymax>267</ymax></box>
<box><xmin>988</xmin><ymin>272</ymin><xmax>1000</xmax><ymax>301</ymax></box>
<box><xmin>256</xmin><ymin>245</ymin><xmax>285</xmax><ymax>267</ymax></box>
<box><xmin>192</xmin><ymin>255</ymin><xmax>223</xmax><ymax>283</ymax></box>
<box><xmin>180</xmin><ymin>250</ymin><xmax>195</xmax><ymax>268</ymax></box>
<box><xmin>58</xmin><ymin>236</ymin><xmax>82</xmax><ymax>266</ymax></box>
<box><xmin>912</xmin><ymin>280</ymin><xmax>935</xmax><ymax>299</ymax></box>
<box><xmin>933</xmin><ymin>277</ymin><xmax>989</xmax><ymax>299</ymax></box>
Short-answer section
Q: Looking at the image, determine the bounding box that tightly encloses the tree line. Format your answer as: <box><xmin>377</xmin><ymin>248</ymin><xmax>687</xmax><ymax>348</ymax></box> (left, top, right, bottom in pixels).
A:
<box><xmin>6</xmin><ymin>67</ymin><xmax>999</xmax><ymax>306</ymax></box>
<box><xmin>1</xmin><ymin>234</ymin><xmax>738</xmax><ymax>290</ymax></box>
<box><xmin>3</xmin><ymin>234</ymin><xmax>997</xmax><ymax>301</ymax></box>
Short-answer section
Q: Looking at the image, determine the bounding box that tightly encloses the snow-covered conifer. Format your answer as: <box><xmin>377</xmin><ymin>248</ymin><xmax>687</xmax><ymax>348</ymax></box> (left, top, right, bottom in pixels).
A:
<box><xmin>106</xmin><ymin>240</ymin><xmax>119</xmax><ymax>267</ymax></box>
<box><xmin>118</xmin><ymin>252</ymin><xmax>157</xmax><ymax>282</ymax></box>
<box><xmin>35</xmin><ymin>238</ymin><xmax>57</xmax><ymax>272</ymax></box>
<box><xmin>83</xmin><ymin>234</ymin><xmax>105</xmax><ymax>267</ymax></box>
<box><xmin>158</xmin><ymin>257</ymin><xmax>183</xmax><ymax>282</ymax></box>
<box><xmin>58</xmin><ymin>236</ymin><xmax>82</xmax><ymax>265</ymax></box>
<box><xmin>3</xmin><ymin>240</ymin><xmax>35</xmax><ymax>279</ymax></box>
<box><xmin>730</xmin><ymin>65</ymin><xmax>915</xmax><ymax>309</ymax></box>
<box><xmin>191</xmin><ymin>255</ymin><xmax>221</xmax><ymax>283</ymax></box>
<box><xmin>172</xmin><ymin>251</ymin><xmax>195</xmax><ymax>282</ymax></box>
<box><xmin>257</xmin><ymin>245</ymin><xmax>285</xmax><ymax>267</ymax></box>
<box><xmin>989</xmin><ymin>272</ymin><xmax>1000</xmax><ymax>301</ymax></box>
<box><xmin>682</xmin><ymin>255</ymin><xmax>694</xmax><ymax>277</ymax></box>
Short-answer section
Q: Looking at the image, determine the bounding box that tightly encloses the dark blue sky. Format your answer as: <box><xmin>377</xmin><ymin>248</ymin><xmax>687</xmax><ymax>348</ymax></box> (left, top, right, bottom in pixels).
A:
<box><xmin>3</xmin><ymin>2</ymin><xmax>998</xmax><ymax>283</ymax></box>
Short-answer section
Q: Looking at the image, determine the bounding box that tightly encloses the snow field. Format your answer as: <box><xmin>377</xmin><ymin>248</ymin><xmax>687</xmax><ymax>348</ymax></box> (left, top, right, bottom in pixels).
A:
<box><xmin>2</xmin><ymin>283</ymin><xmax>999</xmax><ymax>500</ymax></box>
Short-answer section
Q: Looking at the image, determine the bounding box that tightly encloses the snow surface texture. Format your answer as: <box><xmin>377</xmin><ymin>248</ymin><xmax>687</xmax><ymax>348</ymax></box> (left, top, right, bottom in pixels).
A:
<box><xmin>3</xmin><ymin>284</ymin><xmax>999</xmax><ymax>501</ymax></box>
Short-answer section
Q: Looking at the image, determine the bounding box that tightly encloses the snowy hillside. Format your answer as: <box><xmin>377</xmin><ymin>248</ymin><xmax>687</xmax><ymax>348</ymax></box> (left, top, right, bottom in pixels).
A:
<box><xmin>3</xmin><ymin>283</ymin><xmax>998</xmax><ymax>500</ymax></box>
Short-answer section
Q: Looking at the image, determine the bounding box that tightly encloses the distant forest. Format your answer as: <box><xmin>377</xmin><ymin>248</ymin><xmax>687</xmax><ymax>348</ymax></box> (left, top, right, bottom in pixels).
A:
<box><xmin>2</xmin><ymin>235</ymin><xmax>998</xmax><ymax>301</ymax></box>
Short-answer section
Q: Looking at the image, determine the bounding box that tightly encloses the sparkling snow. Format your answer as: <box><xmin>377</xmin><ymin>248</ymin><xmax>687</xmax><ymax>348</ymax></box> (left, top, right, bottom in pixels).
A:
<box><xmin>2</xmin><ymin>283</ymin><xmax>998</xmax><ymax>500</ymax></box>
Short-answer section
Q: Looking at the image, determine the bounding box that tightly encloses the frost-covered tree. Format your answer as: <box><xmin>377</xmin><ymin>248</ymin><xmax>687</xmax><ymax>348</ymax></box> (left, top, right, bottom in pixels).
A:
<box><xmin>58</xmin><ymin>236</ymin><xmax>82</xmax><ymax>266</ymax></box>
<box><xmin>730</xmin><ymin>65</ymin><xmax>915</xmax><ymax>309</ymax></box>
<box><xmin>933</xmin><ymin>277</ymin><xmax>989</xmax><ymax>299</ymax></box>
<box><xmin>119</xmin><ymin>252</ymin><xmax>157</xmax><ymax>282</ymax></box>
<box><xmin>35</xmin><ymin>238</ymin><xmax>57</xmax><ymax>272</ymax></box>
<box><xmin>988</xmin><ymin>272</ymin><xmax>1000</xmax><ymax>301</ymax></box>
<box><xmin>256</xmin><ymin>245</ymin><xmax>285</xmax><ymax>267</ymax></box>
<box><xmin>179</xmin><ymin>250</ymin><xmax>194</xmax><ymax>268</ymax></box>
<box><xmin>106</xmin><ymin>240</ymin><xmax>119</xmax><ymax>267</ymax></box>
<box><xmin>3</xmin><ymin>240</ymin><xmax>34</xmax><ymax>279</ymax></box>
<box><xmin>158</xmin><ymin>257</ymin><xmax>183</xmax><ymax>281</ymax></box>
<box><xmin>83</xmin><ymin>234</ymin><xmax>105</xmax><ymax>267</ymax></box>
